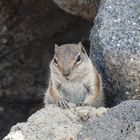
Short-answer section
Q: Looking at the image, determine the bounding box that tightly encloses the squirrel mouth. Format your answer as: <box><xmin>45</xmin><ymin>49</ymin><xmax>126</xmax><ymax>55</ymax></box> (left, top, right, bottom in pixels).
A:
<box><xmin>65</xmin><ymin>76</ymin><xmax>70</xmax><ymax>80</ymax></box>
<box><xmin>65</xmin><ymin>78</ymin><xmax>69</xmax><ymax>80</ymax></box>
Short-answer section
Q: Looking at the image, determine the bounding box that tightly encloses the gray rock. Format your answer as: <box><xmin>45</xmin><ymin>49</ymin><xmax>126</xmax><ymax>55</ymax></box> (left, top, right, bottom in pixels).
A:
<box><xmin>4</xmin><ymin>101</ymin><xmax>140</xmax><ymax>140</ymax></box>
<box><xmin>3</xmin><ymin>104</ymin><xmax>107</xmax><ymax>140</ymax></box>
<box><xmin>78</xmin><ymin>100</ymin><xmax>140</xmax><ymax>140</ymax></box>
<box><xmin>90</xmin><ymin>0</ymin><xmax>140</xmax><ymax>106</ymax></box>
<box><xmin>53</xmin><ymin>0</ymin><xmax>100</xmax><ymax>20</ymax></box>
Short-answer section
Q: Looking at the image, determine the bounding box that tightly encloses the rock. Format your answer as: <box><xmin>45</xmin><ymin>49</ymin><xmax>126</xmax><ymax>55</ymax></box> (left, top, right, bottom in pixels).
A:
<box><xmin>0</xmin><ymin>106</ymin><xmax>4</xmax><ymax>113</ymax></box>
<box><xmin>4</xmin><ymin>101</ymin><xmax>140</xmax><ymax>140</ymax></box>
<box><xmin>78</xmin><ymin>100</ymin><xmax>140</xmax><ymax>140</ymax></box>
<box><xmin>4</xmin><ymin>131</ymin><xmax>25</xmax><ymax>140</ymax></box>
<box><xmin>3</xmin><ymin>104</ymin><xmax>107</xmax><ymax>140</ymax></box>
<box><xmin>53</xmin><ymin>0</ymin><xmax>100</xmax><ymax>20</ymax></box>
<box><xmin>77</xmin><ymin>106</ymin><xmax>107</xmax><ymax>121</ymax></box>
<box><xmin>0</xmin><ymin>103</ymin><xmax>28</xmax><ymax>140</ymax></box>
<box><xmin>90</xmin><ymin>0</ymin><xmax>140</xmax><ymax>106</ymax></box>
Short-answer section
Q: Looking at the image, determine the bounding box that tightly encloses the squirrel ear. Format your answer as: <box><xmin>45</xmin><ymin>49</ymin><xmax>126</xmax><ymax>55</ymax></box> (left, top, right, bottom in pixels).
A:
<box><xmin>55</xmin><ymin>44</ymin><xmax>59</xmax><ymax>52</ymax></box>
<box><xmin>78</xmin><ymin>42</ymin><xmax>87</xmax><ymax>55</ymax></box>
<box><xmin>78</xmin><ymin>42</ymin><xmax>82</xmax><ymax>46</ymax></box>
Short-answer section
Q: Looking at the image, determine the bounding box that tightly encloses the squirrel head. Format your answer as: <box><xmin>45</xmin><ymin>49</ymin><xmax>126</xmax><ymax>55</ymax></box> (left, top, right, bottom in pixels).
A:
<box><xmin>51</xmin><ymin>42</ymin><xmax>89</xmax><ymax>80</ymax></box>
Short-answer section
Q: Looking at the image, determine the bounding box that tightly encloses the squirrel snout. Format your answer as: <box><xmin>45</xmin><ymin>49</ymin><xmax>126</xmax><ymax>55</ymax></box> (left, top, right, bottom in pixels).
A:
<box><xmin>63</xmin><ymin>69</ymin><xmax>70</xmax><ymax>77</ymax></box>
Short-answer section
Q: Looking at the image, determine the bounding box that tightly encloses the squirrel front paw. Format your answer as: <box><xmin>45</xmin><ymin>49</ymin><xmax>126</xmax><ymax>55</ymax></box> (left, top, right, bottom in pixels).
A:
<box><xmin>76</xmin><ymin>102</ymin><xmax>87</xmax><ymax>107</ymax></box>
<box><xmin>57</xmin><ymin>98</ymin><xmax>69</xmax><ymax>109</ymax></box>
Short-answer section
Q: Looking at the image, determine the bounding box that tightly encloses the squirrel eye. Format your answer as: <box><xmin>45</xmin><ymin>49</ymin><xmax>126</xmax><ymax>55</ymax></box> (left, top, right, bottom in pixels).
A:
<box><xmin>54</xmin><ymin>58</ymin><xmax>58</xmax><ymax>65</ymax></box>
<box><xmin>76</xmin><ymin>55</ymin><xmax>81</xmax><ymax>63</ymax></box>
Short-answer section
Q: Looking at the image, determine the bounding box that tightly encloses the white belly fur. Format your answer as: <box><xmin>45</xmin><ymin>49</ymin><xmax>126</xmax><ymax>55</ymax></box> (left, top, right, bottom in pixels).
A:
<box><xmin>61</xmin><ymin>81</ymin><xmax>87</xmax><ymax>103</ymax></box>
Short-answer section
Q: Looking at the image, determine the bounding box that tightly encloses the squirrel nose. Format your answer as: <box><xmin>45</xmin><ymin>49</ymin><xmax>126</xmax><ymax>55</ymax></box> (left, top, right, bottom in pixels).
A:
<box><xmin>63</xmin><ymin>69</ymin><xmax>70</xmax><ymax>77</ymax></box>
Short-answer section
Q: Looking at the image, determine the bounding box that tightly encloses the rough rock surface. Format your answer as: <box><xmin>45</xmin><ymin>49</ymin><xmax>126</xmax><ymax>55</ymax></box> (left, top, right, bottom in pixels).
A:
<box><xmin>90</xmin><ymin>0</ymin><xmax>140</xmax><ymax>106</ymax></box>
<box><xmin>3</xmin><ymin>104</ymin><xmax>107</xmax><ymax>140</ymax></box>
<box><xmin>4</xmin><ymin>100</ymin><xmax>140</xmax><ymax>140</ymax></box>
<box><xmin>53</xmin><ymin>0</ymin><xmax>100</xmax><ymax>20</ymax></box>
<box><xmin>78</xmin><ymin>100</ymin><xmax>140</xmax><ymax>140</ymax></box>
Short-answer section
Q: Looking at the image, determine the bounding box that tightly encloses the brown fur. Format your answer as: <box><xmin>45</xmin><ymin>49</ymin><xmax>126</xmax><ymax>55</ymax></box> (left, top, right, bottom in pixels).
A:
<box><xmin>94</xmin><ymin>71</ymin><xmax>100</xmax><ymax>99</ymax></box>
<box><xmin>50</xmin><ymin>82</ymin><xmax>56</xmax><ymax>100</ymax></box>
<box><xmin>49</xmin><ymin>81</ymin><xmax>62</xmax><ymax>102</ymax></box>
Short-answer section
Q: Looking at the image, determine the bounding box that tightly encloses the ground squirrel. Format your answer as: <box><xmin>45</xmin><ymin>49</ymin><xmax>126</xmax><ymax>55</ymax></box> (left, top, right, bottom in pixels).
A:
<box><xmin>44</xmin><ymin>42</ymin><xmax>104</xmax><ymax>108</ymax></box>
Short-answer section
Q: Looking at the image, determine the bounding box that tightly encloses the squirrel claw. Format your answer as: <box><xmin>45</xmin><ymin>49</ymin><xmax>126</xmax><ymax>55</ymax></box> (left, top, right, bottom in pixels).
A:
<box><xmin>76</xmin><ymin>102</ymin><xmax>87</xmax><ymax>107</ymax></box>
<box><xmin>57</xmin><ymin>99</ymin><xmax>69</xmax><ymax>109</ymax></box>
